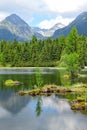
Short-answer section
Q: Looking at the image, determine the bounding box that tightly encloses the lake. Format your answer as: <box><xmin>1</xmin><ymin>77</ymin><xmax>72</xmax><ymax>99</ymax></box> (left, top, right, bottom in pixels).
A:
<box><xmin>0</xmin><ymin>68</ymin><xmax>87</xmax><ymax>130</ymax></box>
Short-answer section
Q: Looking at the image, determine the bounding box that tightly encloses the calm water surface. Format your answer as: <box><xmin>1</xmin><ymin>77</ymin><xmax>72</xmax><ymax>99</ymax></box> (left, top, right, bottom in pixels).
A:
<box><xmin>0</xmin><ymin>68</ymin><xmax>87</xmax><ymax>130</ymax></box>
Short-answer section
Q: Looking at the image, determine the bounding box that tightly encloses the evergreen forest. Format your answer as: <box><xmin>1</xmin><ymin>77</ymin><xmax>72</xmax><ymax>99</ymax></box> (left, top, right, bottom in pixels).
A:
<box><xmin>0</xmin><ymin>27</ymin><xmax>87</xmax><ymax>70</ymax></box>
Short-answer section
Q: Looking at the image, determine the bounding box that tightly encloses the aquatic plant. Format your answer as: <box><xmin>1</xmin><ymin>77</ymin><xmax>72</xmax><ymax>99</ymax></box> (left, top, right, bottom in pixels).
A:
<box><xmin>35</xmin><ymin>68</ymin><xmax>43</xmax><ymax>88</ymax></box>
<box><xmin>4</xmin><ymin>79</ymin><xmax>22</xmax><ymax>87</ymax></box>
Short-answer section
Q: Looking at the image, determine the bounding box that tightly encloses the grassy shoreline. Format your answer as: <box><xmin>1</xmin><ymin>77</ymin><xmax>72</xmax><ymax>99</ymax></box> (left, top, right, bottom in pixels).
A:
<box><xmin>18</xmin><ymin>84</ymin><xmax>87</xmax><ymax>112</ymax></box>
<box><xmin>0</xmin><ymin>66</ymin><xmax>87</xmax><ymax>71</ymax></box>
<box><xmin>0</xmin><ymin>67</ymin><xmax>65</xmax><ymax>70</ymax></box>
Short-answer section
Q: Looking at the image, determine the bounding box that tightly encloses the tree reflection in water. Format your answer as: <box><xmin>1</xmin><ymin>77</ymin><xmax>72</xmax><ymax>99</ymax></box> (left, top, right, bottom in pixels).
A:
<box><xmin>36</xmin><ymin>96</ymin><xmax>42</xmax><ymax>116</ymax></box>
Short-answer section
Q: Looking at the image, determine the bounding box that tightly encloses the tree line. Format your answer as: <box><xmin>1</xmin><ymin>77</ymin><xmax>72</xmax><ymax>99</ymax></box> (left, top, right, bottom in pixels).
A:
<box><xmin>0</xmin><ymin>26</ymin><xmax>87</xmax><ymax>72</ymax></box>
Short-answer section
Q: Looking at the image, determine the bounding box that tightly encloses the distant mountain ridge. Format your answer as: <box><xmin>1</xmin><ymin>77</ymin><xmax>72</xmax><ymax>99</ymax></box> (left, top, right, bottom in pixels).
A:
<box><xmin>0</xmin><ymin>14</ymin><xmax>43</xmax><ymax>41</ymax></box>
<box><xmin>52</xmin><ymin>12</ymin><xmax>87</xmax><ymax>38</ymax></box>
<box><xmin>33</xmin><ymin>23</ymin><xmax>65</xmax><ymax>37</ymax></box>
<box><xmin>0</xmin><ymin>12</ymin><xmax>87</xmax><ymax>41</ymax></box>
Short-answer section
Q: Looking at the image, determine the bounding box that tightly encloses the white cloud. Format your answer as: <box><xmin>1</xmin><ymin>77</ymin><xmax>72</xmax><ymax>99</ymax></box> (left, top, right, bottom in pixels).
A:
<box><xmin>43</xmin><ymin>0</ymin><xmax>87</xmax><ymax>13</ymax></box>
<box><xmin>0</xmin><ymin>12</ymin><xmax>9</xmax><ymax>21</ymax></box>
<box><xmin>0</xmin><ymin>106</ymin><xmax>11</xmax><ymax>118</ymax></box>
<box><xmin>38</xmin><ymin>16</ymin><xmax>74</xmax><ymax>29</ymax></box>
<box><xmin>0</xmin><ymin>0</ymin><xmax>87</xmax><ymax>15</ymax></box>
<box><xmin>0</xmin><ymin>0</ymin><xmax>44</xmax><ymax>12</ymax></box>
<box><xmin>0</xmin><ymin>0</ymin><xmax>45</xmax><ymax>22</ymax></box>
<box><xmin>42</xmin><ymin>96</ymin><xmax>70</xmax><ymax>113</ymax></box>
<box><xmin>0</xmin><ymin>0</ymin><xmax>87</xmax><ymax>26</ymax></box>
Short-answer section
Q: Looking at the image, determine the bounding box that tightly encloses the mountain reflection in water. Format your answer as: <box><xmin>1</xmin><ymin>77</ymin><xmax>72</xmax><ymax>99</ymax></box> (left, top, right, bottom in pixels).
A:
<box><xmin>0</xmin><ymin>68</ymin><xmax>87</xmax><ymax>130</ymax></box>
<box><xmin>0</xmin><ymin>93</ymin><xmax>87</xmax><ymax>130</ymax></box>
<box><xmin>0</xmin><ymin>89</ymin><xmax>30</xmax><ymax>114</ymax></box>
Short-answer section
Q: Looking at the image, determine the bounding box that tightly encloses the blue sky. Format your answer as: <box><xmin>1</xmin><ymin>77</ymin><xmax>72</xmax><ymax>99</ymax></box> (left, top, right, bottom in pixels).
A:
<box><xmin>0</xmin><ymin>0</ymin><xmax>87</xmax><ymax>29</ymax></box>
